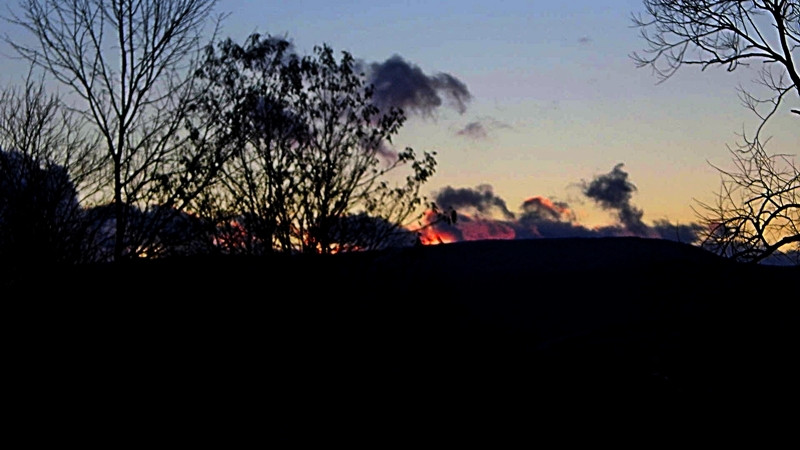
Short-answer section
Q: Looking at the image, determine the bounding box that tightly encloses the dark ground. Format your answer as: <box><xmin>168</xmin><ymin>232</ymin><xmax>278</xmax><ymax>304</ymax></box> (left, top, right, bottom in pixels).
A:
<box><xmin>4</xmin><ymin>237</ymin><xmax>799</xmax><ymax>441</ymax></box>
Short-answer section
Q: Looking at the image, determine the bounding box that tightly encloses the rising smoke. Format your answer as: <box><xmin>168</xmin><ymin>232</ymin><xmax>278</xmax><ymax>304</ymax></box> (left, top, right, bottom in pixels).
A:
<box><xmin>581</xmin><ymin>163</ymin><xmax>647</xmax><ymax>235</ymax></box>
<box><xmin>457</xmin><ymin>121</ymin><xmax>488</xmax><ymax>139</ymax></box>
<box><xmin>418</xmin><ymin>164</ymin><xmax>702</xmax><ymax>245</ymax></box>
<box><xmin>364</xmin><ymin>55</ymin><xmax>472</xmax><ymax>117</ymax></box>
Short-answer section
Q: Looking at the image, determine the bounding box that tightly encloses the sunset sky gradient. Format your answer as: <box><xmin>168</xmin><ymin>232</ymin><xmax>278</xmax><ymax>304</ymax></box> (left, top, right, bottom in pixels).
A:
<box><xmin>2</xmin><ymin>0</ymin><xmax>797</xmax><ymax>234</ymax></box>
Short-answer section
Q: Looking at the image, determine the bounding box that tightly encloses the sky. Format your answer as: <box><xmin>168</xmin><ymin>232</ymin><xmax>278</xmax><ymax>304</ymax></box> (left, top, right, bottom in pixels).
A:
<box><xmin>1</xmin><ymin>0</ymin><xmax>797</xmax><ymax>240</ymax></box>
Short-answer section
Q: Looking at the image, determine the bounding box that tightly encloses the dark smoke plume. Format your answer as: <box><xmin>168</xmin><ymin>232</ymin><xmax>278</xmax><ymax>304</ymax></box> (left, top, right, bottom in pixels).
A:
<box><xmin>434</xmin><ymin>185</ymin><xmax>514</xmax><ymax>220</ymax></box>
<box><xmin>417</xmin><ymin>169</ymin><xmax>705</xmax><ymax>246</ymax></box>
<box><xmin>457</xmin><ymin>121</ymin><xmax>488</xmax><ymax>139</ymax></box>
<box><xmin>365</xmin><ymin>55</ymin><xmax>472</xmax><ymax>117</ymax></box>
<box><xmin>456</xmin><ymin>117</ymin><xmax>511</xmax><ymax>139</ymax></box>
<box><xmin>582</xmin><ymin>163</ymin><xmax>647</xmax><ymax>233</ymax></box>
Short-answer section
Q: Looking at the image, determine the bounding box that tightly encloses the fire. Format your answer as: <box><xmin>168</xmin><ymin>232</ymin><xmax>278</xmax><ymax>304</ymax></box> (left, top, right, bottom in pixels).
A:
<box><xmin>212</xmin><ymin>220</ymin><xmax>253</xmax><ymax>252</ymax></box>
<box><xmin>459</xmin><ymin>219</ymin><xmax>515</xmax><ymax>241</ymax></box>
<box><xmin>522</xmin><ymin>196</ymin><xmax>575</xmax><ymax>222</ymax></box>
<box><xmin>412</xmin><ymin>209</ymin><xmax>459</xmax><ymax>245</ymax></box>
<box><xmin>414</xmin><ymin>208</ymin><xmax>518</xmax><ymax>245</ymax></box>
<box><xmin>418</xmin><ymin>225</ymin><xmax>458</xmax><ymax>245</ymax></box>
<box><xmin>329</xmin><ymin>243</ymin><xmax>364</xmax><ymax>254</ymax></box>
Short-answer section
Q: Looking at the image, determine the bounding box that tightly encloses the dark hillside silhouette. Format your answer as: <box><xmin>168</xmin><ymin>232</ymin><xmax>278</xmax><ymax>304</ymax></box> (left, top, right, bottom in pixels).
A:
<box><xmin>5</xmin><ymin>236</ymin><xmax>798</xmax><ymax>439</ymax></box>
<box><xmin>2</xmin><ymin>2</ymin><xmax>796</xmax><ymax>442</ymax></box>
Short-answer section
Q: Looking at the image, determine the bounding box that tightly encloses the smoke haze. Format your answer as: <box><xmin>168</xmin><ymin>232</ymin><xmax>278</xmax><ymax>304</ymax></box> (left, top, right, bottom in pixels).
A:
<box><xmin>365</xmin><ymin>55</ymin><xmax>472</xmax><ymax>117</ymax></box>
<box><xmin>418</xmin><ymin>164</ymin><xmax>702</xmax><ymax>245</ymax></box>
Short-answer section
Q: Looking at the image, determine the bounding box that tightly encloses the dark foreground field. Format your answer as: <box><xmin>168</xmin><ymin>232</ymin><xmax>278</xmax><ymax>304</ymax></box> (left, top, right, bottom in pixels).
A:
<box><xmin>5</xmin><ymin>236</ymin><xmax>799</xmax><ymax>440</ymax></box>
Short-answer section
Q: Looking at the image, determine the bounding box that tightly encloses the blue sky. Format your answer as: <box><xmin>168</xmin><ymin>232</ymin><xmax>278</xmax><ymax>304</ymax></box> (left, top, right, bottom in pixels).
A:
<box><xmin>2</xmin><ymin>0</ymin><xmax>797</xmax><ymax>230</ymax></box>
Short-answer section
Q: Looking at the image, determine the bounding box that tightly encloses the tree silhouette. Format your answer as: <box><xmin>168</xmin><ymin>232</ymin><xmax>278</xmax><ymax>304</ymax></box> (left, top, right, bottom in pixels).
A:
<box><xmin>0</xmin><ymin>73</ymin><xmax>102</xmax><ymax>266</ymax></box>
<box><xmin>186</xmin><ymin>35</ymin><xmax>301</xmax><ymax>255</ymax></box>
<box><xmin>633</xmin><ymin>0</ymin><xmax>800</xmax><ymax>264</ymax></box>
<box><xmin>188</xmin><ymin>34</ymin><xmax>439</xmax><ymax>254</ymax></box>
<box><xmin>0</xmin><ymin>149</ymin><xmax>80</xmax><ymax>266</ymax></box>
<box><xmin>5</xmin><ymin>0</ymin><xmax>224</xmax><ymax>261</ymax></box>
<box><xmin>694</xmin><ymin>140</ymin><xmax>799</xmax><ymax>264</ymax></box>
<box><xmin>81</xmin><ymin>202</ymin><xmax>214</xmax><ymax>259</ymax></box>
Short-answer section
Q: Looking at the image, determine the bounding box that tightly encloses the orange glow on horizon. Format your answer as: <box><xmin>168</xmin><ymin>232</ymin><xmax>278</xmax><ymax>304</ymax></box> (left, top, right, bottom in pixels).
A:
<box><xmin>415</xmin><ymin>208</ymin><xmax>519</xmax><ymax>244</ymax></box>
<box><xmin>418</xmin><ymin>225</ymin><xmax>458</xmax><ymax>245</ymax></box>
<box><xmin>212</xmin><ymin>220</ymin><xmax>252</xmax><ymax>251</ymax></box>
<box><xmin>413</xmin><ymin>209</ymin><xmax>457</xmax><ymax>245</ymax></box>
<box><xmin>459</xmin><ymin>219</ymin><xmax>516</xmax><ymax>241</ymax></box>
<box><xmin>523</xmin><ymin>196</ymin><xmax>575</xmax><ymax>221</ymax></box>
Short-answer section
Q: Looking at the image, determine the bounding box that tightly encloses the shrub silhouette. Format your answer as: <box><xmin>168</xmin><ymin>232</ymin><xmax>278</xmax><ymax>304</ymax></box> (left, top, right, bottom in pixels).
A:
<box><xmin>0</xmin><ymin>148</ymin><xmax>84</xmax><ymax>266</ymax></box>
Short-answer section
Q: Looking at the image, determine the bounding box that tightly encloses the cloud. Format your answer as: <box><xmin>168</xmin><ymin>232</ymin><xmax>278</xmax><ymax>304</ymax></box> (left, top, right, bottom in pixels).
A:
<box><xmin>582</xmin><ymin>163</ymin><xmax>636</xmax><ymax>209</ymax></box>
<box><xmin>420</xmin><ymin>185</ymin><xmax>599</xmax><ymax>244</ymax></box>
<box><xmin>456</xmin><ymin>118</ymin><xmax>511</xmax><ymax>140</ymax></box>
<box><xmin>415</xmin><ymin>165</ymin><xmax>704</xmax><ymax>246</ymax></box>
<box><xmin>650</xmin><ymin>219</ymin><xmax>704</xmax><ymax>245</ymax></box>
<box><xmin>431</xmin><ymin>72</ymin><xmax>471</xmax><ymax>114</ymax></box>
<box><xmin>519</xmin><ymin>196</ymin><xmax>576</xmax><ymax>223</ymax></box>
<box><xmin>434</xmin><ymin>184</ymin><xmax>514</xmax><ymax>220</ymax></box>
<box><xmin>457</xmin><ymin>121</ymin><xmax>488</xmax><ymax>139</ymax></box>
<box><xmin>365</xmin><ymin>55</ymin><xmax>472</xmax><ymax>117</ymax></box>
<box><xmin>582</xmin><ymin>163</ymin><xmax>647</xmax><ymax>234</ymax></box>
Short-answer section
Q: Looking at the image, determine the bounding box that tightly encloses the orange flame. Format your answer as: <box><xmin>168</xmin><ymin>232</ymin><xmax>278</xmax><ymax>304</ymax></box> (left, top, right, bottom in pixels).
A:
<box><xmin>414</xmin><ymin>208</ymin><xmax>518</xmax><ymax>244</ymax></box>
<box><xmin>523</xmin><ymin>196</ymin><xmax>574</xmax><ymax>221</ymax></box>
<box><xmin>418</xmin><ymin>226</ymin><xmax>458</xmax><ymax>245</ymax></box>
<box><xmin>414</xmin><ymin>209</ymin><xmax>459</xmax><ymax>245</ymax></box>
<box><xmin>212</xmin><ymin>220</ymin><xmax>252</xmax><ymax>251</ymax></box>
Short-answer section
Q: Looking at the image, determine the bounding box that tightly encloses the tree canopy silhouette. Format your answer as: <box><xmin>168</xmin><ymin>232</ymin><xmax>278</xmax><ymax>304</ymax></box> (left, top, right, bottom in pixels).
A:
<box><xmin>187</xmin><ymin>34</ymin><xmax>440</xmax><ymax>254</ymax></box>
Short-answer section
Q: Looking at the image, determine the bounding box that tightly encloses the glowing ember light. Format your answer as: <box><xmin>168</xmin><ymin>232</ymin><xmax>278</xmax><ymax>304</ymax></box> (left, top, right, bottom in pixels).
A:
<box><xmin>459</xmin><ymin>219</ymin><xmax>515</xmax><ymax>241</ymax></box>
<box><xmin>413</xmin><ymin>209</ymin><xmax>460</xmax><ymax>245</ymax></box>
<box><xmin>418</xmin><ymin>226</ymin><xmax>458</xmax><ymax>245</ymax></box>
<box><xmin>522</xmin><ymin>196</ymin><xmax>575</xmax><ymax>222</ymax></box>
<box><xmin>212</xmin><ymin>220</ymin><xmax>253</xmax><ymax>252</ymax></box>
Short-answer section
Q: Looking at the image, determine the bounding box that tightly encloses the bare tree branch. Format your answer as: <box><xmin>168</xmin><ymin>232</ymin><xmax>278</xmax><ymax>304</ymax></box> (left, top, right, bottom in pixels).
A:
<box><xmin>4</xmin><ymin>0</ymin><xmax>224</xmax><ymax>261</ymax></box>
<box><xmin>634</xmin><ymin>1</ymin><xmax>799</xmax><ymax>264</ymax></box>
<box><xmin>0</xmin><ymin>70</ymin><xmax>105</xmax><ymax>265</ymax></box>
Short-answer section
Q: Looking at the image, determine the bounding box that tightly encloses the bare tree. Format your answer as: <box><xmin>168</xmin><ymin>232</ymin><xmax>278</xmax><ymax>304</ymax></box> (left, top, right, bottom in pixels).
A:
<box><xmin>632</xmin><ymin>0</ymin><xmax>800</xmax><ymax>264</ymax></box>
<box><xmin>694</xmin><ymin>139</ymin><xmax>799</xmax><ymax>264</ymax></box>
<box><xmin>0</xmin><ymin>70</ymin><xmax>103</xmax><ymax>266</ymax></box>
<box><xmin>632</xmin><ymin>1</ymin><xmax>799</xmax><ymax>96</ymax></box>
<box><xmin>4</xmin><ymin>0</ymin><xmax>223</xmax><ymax>261</ymax></box>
